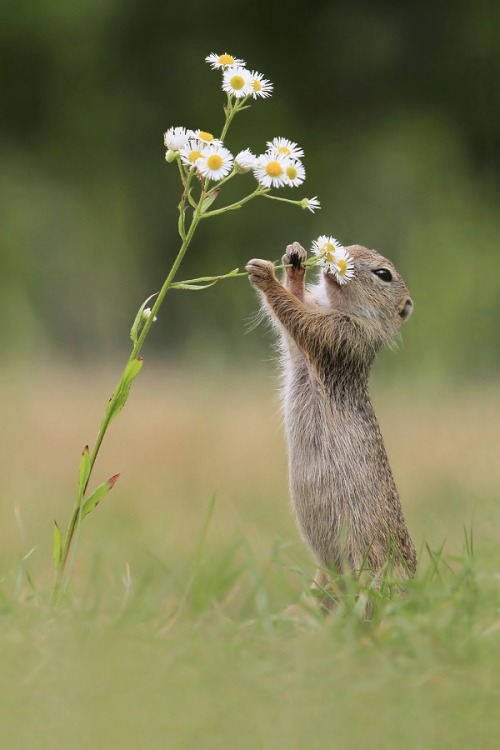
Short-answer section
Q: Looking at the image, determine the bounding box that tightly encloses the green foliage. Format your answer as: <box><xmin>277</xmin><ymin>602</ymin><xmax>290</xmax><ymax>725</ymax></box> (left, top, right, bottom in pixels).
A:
<box><xmin>52</xmin><ymin>521</ymin><xmax>62</xmax><ymax>567</ymax></box>
<box><xmin>77</xmin><ymin>445</ymin><xmax>91</xmax><ymax>500</ymax></box>
<box><xmin>106</xmin><ymin>357</ymin><xmax>143</xmax><ymax>423</ymax></box>
<box><xmin>80</xmin><ymin>475</ymin><xmax>120</xmax><ymax>521</ymax></box>
<box><xmin>1</xmin><ymin>532</ymin><xmax>498</xmax><ymax>749</ymax></box>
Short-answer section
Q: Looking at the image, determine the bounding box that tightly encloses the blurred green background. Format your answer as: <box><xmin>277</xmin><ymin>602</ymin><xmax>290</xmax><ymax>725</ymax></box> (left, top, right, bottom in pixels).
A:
<box><xmin>1</xmin><ymin>6</ymin><xmax>499</xmax><ymax>749</ymax></box>
<box><xmin>2</xmin><ymin>0</ymin><xmax>499</xmax><ymax>377</ymax></box>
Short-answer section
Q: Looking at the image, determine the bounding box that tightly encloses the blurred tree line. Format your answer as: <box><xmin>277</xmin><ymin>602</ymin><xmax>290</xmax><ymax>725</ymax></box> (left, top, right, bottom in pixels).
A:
<box><xmin>1</xmin><ymin>0</ymin><xmax>499</xmax><ymax>378</ymax></box>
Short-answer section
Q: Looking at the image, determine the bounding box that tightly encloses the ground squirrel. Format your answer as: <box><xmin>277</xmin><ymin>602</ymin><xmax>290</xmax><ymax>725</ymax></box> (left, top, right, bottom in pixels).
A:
<box><xmin>246</xmin><ymin>242</ymin><xmax>416</xmax><ymax>609</ymax></box>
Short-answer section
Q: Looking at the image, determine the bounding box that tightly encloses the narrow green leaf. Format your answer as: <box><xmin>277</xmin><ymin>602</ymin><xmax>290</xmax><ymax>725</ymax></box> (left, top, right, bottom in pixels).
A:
<box><xmin>107</xmin><ymin>358</ymin><xmax>144</xmax><ymax>423</ymax></box>
<box><xmin>224</xmin><ymin>267</ymin><xmax>241</xmax><ymax>278</ymax></box>
<box><xmin>123</xmin><ymin>357</ymin><xmax>144</xmax><ymax>384</ymax></box>
<box><xmin>178</xmin><ymin>210</ymin><xmax>186</xmax><ymax>240</ymax></box>
<box><xmin>173</xmin><ymin>282</ymin><xmax>218</xmax><ymax>291</ymax></box>
<box><xmin>78</xmin><ymin>445</ymin><xmax>91</xmax><ymax>499</ymax></box>
<box><xmin>200</xmin><ymin>189</ymin><xmax>220</xmax><ymax>214</ymax></box>
<box><xmin>53</xmin><ymin>521</ymin><xmax>62</xmax><ymax>567</ymax></box>
<box><xmin>130</xmin><ymin>293</ymin><xmax>158</xmax><ymax>344</ymax></box>
<box><xmin>81</xmin><ymin>474</ymin><xmax>120</xmax><ymax>520</ymax></box>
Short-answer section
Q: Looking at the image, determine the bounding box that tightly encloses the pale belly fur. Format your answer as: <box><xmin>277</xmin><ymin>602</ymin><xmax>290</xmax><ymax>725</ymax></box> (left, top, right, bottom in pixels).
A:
<box><xmin>281</xmin><ymin>359</ymin><xmax>395</xmax><ymax>570</ymax></box>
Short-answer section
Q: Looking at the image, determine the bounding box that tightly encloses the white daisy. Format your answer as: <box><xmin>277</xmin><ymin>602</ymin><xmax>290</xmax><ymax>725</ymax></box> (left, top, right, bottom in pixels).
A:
<box><xmin>250</xmin><ymin>70</ymin><xmax>273</xmax><ymax>99</ymax></box>
<box><xmin>206</xmin><ymin>52</ymin><xmax>246</xmax><ymax>70</ymax></box>
<box><xmin>301</xmin><ymin>196</ymin><xmax>321</xmax><ymax>213</ymax></box>
<box><xmin>222</xmin><ymin>66</ymin><xmax>254</xmax><ymax>98</ymax></box>
<box><xmin>284</xmin><ymin>160</ymin><xmax>306</xmax><ymax>187</ymax></box>
<box><xmin>193</xmin><ymin>130</ymin><xmax>223</xmax><ymax>147</ymax></box>
<box><xmin>163</xmin><ymin>126</ymin><xmax>194</xmax><ymax>151</ymax></box>
<box><xmin>179</xmin><ymin>140</ymin><xmax>206</xmax><ymax>168</ymax></box>
<box><xmin>235</xmin><ymin>148</ymin><xmax>257</xmax><ymax>172</ymax></box>
<box><xmin>196</xmin><ymin>144</ymin><xmax>234</xmax><ymax>181</ymax></box>
<box><xmin>253</xmin><ymin>153</ymin><xmax>290</xmax><ymax>188</ymax></box>
<box><xmin>311</xmin><ymin>235</ymin><xmax>345</xmax><ymax>271</ymax></box>
<box><xmin>333</xmin><ymin>247</ymin><xmax>355</xmax><ymax>285</ymax></box>
<box><xmin>266</xmin><ymin>137</ymin><xmax>304</xmax><ymax>160</ymax></box>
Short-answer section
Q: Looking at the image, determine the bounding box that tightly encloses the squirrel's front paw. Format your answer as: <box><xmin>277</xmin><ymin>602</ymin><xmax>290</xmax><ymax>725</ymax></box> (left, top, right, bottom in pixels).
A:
<box><xmin>246</xmin><ymin>259</ymin><xmax>276</xmax><ymax>290</ymax></box>
<box><xmin>282</xmin><ymin>242</ymin><xmax>307</xmax><ymax>279</ymax></box>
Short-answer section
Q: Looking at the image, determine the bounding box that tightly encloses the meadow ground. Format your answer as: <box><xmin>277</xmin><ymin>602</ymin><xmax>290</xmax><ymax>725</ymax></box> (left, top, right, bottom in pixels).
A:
<box><xmin>0</xmin><ymin>364</ymin><xmax>498</xmax><ymax>749</ymax></box>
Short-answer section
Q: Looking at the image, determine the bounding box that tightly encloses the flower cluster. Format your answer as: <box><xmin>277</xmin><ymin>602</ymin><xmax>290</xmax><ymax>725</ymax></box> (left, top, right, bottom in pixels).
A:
<box><xmin>164</xmin><ymin>127</ymin><xmax>233</xmax><ymax>180</ymax></box>
<box><xmin>206</xmin><ymin>53</ymin><xmax>273</xmax><ymax>99</ymax></box>
<box><xmin>162</xmin><ymin>53</ymin><xmax>321</xmax><ymax>213</ymax></box>
<box><xmin>311</xmin><ymin>235</ymin><xmax>355</xmax><ymax>284</ymax></box>
<box><xmin>253</xmin><ymin>138</ymin><xmax>306</xmax><ymax>188</ymax></box>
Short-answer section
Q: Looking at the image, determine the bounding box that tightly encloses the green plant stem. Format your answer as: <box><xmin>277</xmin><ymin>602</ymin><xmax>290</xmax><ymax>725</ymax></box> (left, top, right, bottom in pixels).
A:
<box><xmin>53</xmin><ymin>90</ymin><xmax>248</xmax><ymax>605</ymax></box>
<box><xmin>201</xmin><ymin>187</ymin><xmax>268</xmax><ymax>218</ymax></box>
<box><xmin>260</xmin><ymin>193</ymin><xmax>305</xmax><ymax>208</ymax></box>
<box><xmin>206</xmin><ymin>169</ymin><xmax>238</xmax><ymax>195</ymax></box>
<box><xmin>170</xmin><ymin>258</ymin><xmax>322</xmax><ymax>289</ymax></box>
<box><xmin>53</xmin><ymin>206</ymin><xmax>203</xmax><ymax>605</ymax></box>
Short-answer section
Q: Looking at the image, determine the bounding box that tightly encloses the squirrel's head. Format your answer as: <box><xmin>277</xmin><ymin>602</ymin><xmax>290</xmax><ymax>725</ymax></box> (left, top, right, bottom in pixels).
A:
<box><xmin>318</xmin><ymin>244</ymin><xmax>413</xmax><ymax>345</ymax></box>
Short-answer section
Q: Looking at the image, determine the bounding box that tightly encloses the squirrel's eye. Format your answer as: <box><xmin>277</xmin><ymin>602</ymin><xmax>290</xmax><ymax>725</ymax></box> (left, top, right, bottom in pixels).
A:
<box><xmin>372</xmin><ymin>268</ymin><xmax>392</xmax><ymax>282</ymax></box>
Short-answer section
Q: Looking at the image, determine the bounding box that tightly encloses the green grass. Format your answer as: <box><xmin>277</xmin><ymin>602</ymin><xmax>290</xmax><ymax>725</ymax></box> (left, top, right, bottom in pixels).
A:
<box><xmin>0</xmin><ymin>366</ymin><xmax>499</xmax><ymax>749</ymax></box>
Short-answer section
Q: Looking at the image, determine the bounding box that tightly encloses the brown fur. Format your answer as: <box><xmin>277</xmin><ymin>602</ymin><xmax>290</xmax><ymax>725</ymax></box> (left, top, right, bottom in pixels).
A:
<box><xmin>246</xmin><ymin>242</ymin><xmax>416</xmax><ymax>610</ymax></box>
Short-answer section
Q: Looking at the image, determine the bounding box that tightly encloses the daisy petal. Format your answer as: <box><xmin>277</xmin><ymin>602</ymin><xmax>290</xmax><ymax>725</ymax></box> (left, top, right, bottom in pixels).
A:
<box><xmin>196</xmin><ymin>144</ymin><xmax>234</xmax><ymax>181</ymax></box>
<box><xmin>205</xmin><ymin>52</ymin><xmax>246</xmax><ymax>70</ymax></box>
<box><xmin>250</xmin><ymin>70</ymin><xmax>273</xmax><ymax>99</ymax></box>
<box><xmin>253</xmin><ymin>153</ymin><xmax>291</xmax><ymax>189</ymax></box>
<box><xmin>266</xmin><ymin>137</ymin><xmax>304</xmax><ymax>160</ymax></box>
<box><xmin>302</xmin><ymin>196</ymin><xmax>321</xmax><ymax>213</ymax></box>
<box><xmin>284</xmin><ymin>160</ymin><xmax>306</xmax><ymax>187</ymax></box>
<box><xmin>235</xmin><ymin>149</ymin><xmax>257</xmax><ymax>172</ymax></box>
<box><xmin>222</xmin><ymin>67</ymin><xmax>254</xmax><ymax>98</ymax></box>
<box><xmin>164</xmin><ymin>126</ymin><xmax>194</xmax><ymax>151</ymax></box>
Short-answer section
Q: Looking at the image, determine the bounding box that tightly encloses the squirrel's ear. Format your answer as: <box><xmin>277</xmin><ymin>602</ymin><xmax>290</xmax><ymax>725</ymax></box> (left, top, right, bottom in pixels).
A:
<box><xmin>399</xmin><ymin>298</ymin><xmax>413</xmax><ymax>320</ymax></box>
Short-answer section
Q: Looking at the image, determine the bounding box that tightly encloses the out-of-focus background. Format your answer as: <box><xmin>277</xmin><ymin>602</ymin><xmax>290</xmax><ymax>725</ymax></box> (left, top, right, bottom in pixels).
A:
<box><xmin>1</xmin><ymin>0</ymin><xmax>499</xmax><ymax>376</ymax></box>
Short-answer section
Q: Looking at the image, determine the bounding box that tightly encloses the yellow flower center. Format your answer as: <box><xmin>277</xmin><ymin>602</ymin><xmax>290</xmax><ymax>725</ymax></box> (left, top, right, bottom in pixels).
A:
<box><xmin>324</xmin><ymin>242</ymin><xmax>336</xmax><ymax>262</ymax></box>
<box><xmin>207</xmin><ymin>154</ymin><xmax>223</xmax><ymax>171</ymax></box>
<box><xmin>219</xmin><ymin>54</ymin><xmax>235</xmax><ymax>65</ymax></box>
<box><xmin>199</xmin><ymin>131</ymin><xmax>214</xmax><ymax>142</ymax></box>
<box><xmin>337</xmin><ymin>259</ymin><xmax>348</xmax><ymax>275</ymax></box>
<box><xmin>265</xmin><ymin>161</ymin><xmax>283</xmax><ymax>178</ymax></box>
<box><xmin>253</xmin><ymin>79</ymin><xmax>261</xmax><ymax>91</ymax></box>
<box><xmin>188</xmin><ymin>150</ymin><xmax>203</xmax><ymax>163</ymax></box>
<box><xmin>286</xmin><ymin>166</ymin><xmax>297</xmax><ymax>180</ymax></box>
<box><xmin>278</xmin><ymin>146</ymin><xmax>291</xmax><ymax>155</ymax></box>
<box><xmin>230</xmin><ymin>75</ymin><xmax>245</xmax><ymax>90</ymax></box>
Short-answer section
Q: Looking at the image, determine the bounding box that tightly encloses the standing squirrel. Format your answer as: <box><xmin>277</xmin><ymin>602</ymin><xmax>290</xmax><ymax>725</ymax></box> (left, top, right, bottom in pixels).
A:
<box><xmin>246</xmin><ymin>242</ymin><xmax>416</xmax><ymax>610</ymax></box>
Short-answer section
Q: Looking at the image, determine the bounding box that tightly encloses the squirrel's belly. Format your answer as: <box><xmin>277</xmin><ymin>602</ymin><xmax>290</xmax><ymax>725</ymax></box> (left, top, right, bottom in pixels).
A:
<box><xmin>282</xmin><ymin>385</ymin><xmax>388</xmax><ymax>569</ymax></box>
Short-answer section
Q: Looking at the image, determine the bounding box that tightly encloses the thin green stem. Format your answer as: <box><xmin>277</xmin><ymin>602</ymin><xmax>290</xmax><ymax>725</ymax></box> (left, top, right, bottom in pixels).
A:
<box><xmin>201</xmin><ymin>188</ymin><xmax>269</xmax><ymax>218</ymax></box>
<box><xmin>220</xmin><ymin>96</ymin><xmax>235</xmax><ymax>141</ymax></box>
<box><xmin>260</xmin><ymin>193</ymin><xmax>305</xmax><ymax>208</ymax></box>
<box><xmin>220</xmin><ymin>95</ymin><xmax>251</xmax><ymax>141</ymax></box>
<box><xmin>53</xmin><ymin>206</ymin><xmax>204</xmax><ymax>605</ymax></box>
<box><xmin>177</xmin><ymin>158</ymin><xmax>187</xmax><ymax>187</ymax></box>
<box><xmin>170</xmin><ymin>258</ymin><xmax>322</xmax><ymax>290</ymax></box>
<box><xmin>54</xmin><ymin>87</ymin><xmax>248</xmax><ymax>604</ymax></box>
<box><xmin>206</xmin><ymin>169</ymin><xmax>239</xmax><ymax>195</ymax></box>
